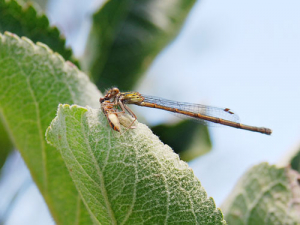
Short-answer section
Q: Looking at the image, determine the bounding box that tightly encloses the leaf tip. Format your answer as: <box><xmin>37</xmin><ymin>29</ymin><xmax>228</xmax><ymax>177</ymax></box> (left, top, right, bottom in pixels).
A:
<box><xmin>45</xmin><ymin>104</ymin><xmax>67</xmax><ymax>146</ymax></box>
<box><xmin>45</xmin><ymin>104</ymin><xmax>88</xmax><ymax>147</ymax></box>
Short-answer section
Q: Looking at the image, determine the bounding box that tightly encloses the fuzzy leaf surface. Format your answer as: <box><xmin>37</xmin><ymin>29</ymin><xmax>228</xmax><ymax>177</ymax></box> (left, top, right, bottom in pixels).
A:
<box><xmin>0</xmin><ymin>32</ymin><xmax>97</xmax><ymax>224</ymax></box>
<box><xmin>221</xmin><ymin>163</ymin><xmax>300</xmax><ymax>225</ymax></box>
<box><xmin>0</xmin><ymin>0</ymin><xmax>79</xmax><ymax>170</ymax></box>
<box><xmin>46</xmin><ymin>104</ymin><xmax>226</xmax><ymax>225</ymax></box>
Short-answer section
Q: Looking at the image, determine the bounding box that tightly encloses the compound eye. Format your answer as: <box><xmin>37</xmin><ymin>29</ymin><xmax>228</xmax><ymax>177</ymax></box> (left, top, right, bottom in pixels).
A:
<box><xmin>112</xmin><ymin>87</ymin><xmax>120</xmax><ymax>95</ymax></box>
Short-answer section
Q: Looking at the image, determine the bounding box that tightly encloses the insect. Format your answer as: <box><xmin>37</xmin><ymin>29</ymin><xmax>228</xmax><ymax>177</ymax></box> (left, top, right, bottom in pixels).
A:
<box><xmin>100</xmin><ymin>87</ymin><xmax>272</xmax><ymax>135</ymax></box>
<box><xmin>101</xmin><ymin>100</ymin><xmax>121</xmax><ymax>132</ymax></box>
<box><xmin>101</xmin><ymin>99</ymin><xmax>135</xmax><ymax>132</ymax></box>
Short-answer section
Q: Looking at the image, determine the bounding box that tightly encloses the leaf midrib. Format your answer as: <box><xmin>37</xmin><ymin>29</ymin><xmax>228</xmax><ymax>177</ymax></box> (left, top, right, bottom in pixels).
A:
<box><xmin>80</xmin><ymin>111</ymin><xmax>117</xmax><ymax>224</ymax></box>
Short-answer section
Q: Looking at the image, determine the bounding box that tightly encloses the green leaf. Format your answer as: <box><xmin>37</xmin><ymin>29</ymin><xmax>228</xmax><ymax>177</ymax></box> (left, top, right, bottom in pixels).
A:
<box><xmin>0</xmin><ymin>32</ymin><xmax>98</xmax><ymax>224</ymax></box>
<box><xmin>0</xmin><ymin>116</ymin><xmax>13</xmax><ymax>171</ymax></box>
<box><xmin>291</xmin><ymin>149</ymin><xmax>300</xmax><ymax>173</ymax></box>
<box><xmin>83</xmin><ymin>0</ymin><xmax>196</xmax><ymax>91</ymax></box>
<box><xmin>221</xmin><ymin>163</ymin><xmax>300</xmax><ymax>225</ymax></box>
<box><xmin>0</xmin><ymin>0</ymin><xmax>78</xmax><ymax>66</ymax></box>
<box><xmin>151</xmin><ymin>120</ymin><xmax>212</xmax><ymax>162</ymax></box>
<box><xmin>46</xmin><ymin>104</ymin><xmax>226</xmax><ymax>225</ymax></box>
<box><xmin>0</xmin><ymin>0</ymin><xmax>78</xmax><ymax>165</ymax></box>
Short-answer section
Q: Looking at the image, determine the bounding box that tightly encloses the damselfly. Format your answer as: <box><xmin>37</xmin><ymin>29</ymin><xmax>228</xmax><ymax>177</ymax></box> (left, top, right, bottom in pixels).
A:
<box><xmin>101</xmin><ymin>100</ymin><xmax>121</xmax><ymax>132</ymax></box>
<box><xmin>100</xmin><ymin>87</ymin><xmax>272</xmax><ymax>135</ymax></box>
<box><xmin>101</xmin><ymin>100</ymin><xmax>135</xmax><ymax>132</ymax></box>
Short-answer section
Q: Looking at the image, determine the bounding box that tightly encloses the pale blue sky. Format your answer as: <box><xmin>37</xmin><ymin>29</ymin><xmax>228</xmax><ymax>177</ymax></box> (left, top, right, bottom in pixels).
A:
<box><xmin>139</xmin><ymin>0</ymin><xmax>300</xmax><ymax>205</ymax></box>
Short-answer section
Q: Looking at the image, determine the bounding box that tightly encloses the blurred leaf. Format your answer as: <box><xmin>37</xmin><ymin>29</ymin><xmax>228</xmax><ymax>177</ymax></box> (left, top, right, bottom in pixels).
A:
<box><xmin>46</xmin><ymin>104</ymin><xmax>226</xmax><ymax>224</ymax></box>
<box><xmin>0</xmin><ymin>118</ymin><xmax>13</xmax><ymax>171</ymax></box>
<box><xmin>0</xmin><ymin>32</ymin><xmax>98</xmax><ymax>224</ymax></box>
<box><xmin>221</xmin><ymin>163</ymin><xmax>300</xmax><ymax>225</ymax></box>
<box><xmin>151</xmin><ymin>120</ymin><xmax>212</xmax><ymax>162</ymax></box>
<box><xmin>0</xmin><ymin>0</ymin><xmax>78</xmax><ymax>66</ymax></box>
<box><xmin>291</xmin><ymin>149</ymin><xmax>300</xmax><ymax>173</ymax></box>
<box><xmin>83</xmin><ymin>0</ymin><xmax>196</xmax><ymax>91</ymax></box>
<box><xmin>23</xmin><ymin>0</ymin><xmax>48</xmax><ymax>11</ymax></box>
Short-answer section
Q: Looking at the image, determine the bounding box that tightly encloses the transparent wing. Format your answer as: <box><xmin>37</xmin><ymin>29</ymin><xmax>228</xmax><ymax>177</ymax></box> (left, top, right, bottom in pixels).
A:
<box><xmin>142</xmin><ymin>95</ymin><xmax>240</xmax><ymax>126</ymax></box>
